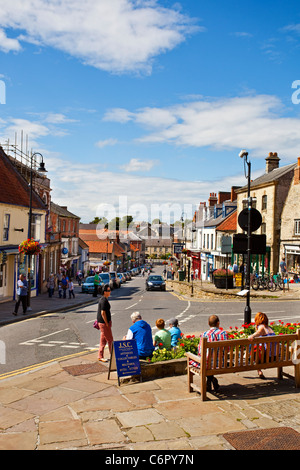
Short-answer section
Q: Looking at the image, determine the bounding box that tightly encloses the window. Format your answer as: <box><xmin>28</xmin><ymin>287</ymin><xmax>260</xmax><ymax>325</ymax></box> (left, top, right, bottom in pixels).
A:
<box><xmin>211</xmin><ymin>234</ymin><xmax>214</xmax><ymax>250</ymax></box>
<box><xmin>295</xmin><ymin>219</ymin><xmax>300</xmax><ymax>236</ymax></box>
<box><xmin>262</xmin><ymin>195</ymin><xmax>267</xmax><ymax>211</ymax></box>
<box><xmin>207</xmin><ymin>234</ymin><xmax>209</xmax><ymax>249</ymax></box>
<box><xmin>3</xmin><ymin>214</ymin><xmax>10</xmax><ymax>241</ymax></box>
<box><xmin>261</xmin><ymin>222</ymin><xmax>266</xmax><ymax>235</ymax></box>
<box><xmin>31</xmin><ymin>214</ymin><xmax>41</xmax><ymax>240</ymax></box>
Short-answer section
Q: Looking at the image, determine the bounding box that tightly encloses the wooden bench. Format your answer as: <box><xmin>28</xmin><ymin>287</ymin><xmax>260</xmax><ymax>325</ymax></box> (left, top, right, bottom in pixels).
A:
<box><xmin>186</xmin><ymin>331</ymin><xmax>300</xmax><ymax>401</ymax></box>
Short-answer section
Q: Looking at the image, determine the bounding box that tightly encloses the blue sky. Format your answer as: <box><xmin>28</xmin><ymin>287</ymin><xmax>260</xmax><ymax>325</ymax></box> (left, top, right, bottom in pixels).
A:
<box><xmin>1</xmin><ymin>0</ymin><xmax>300</xmax><ymax>223</ymax></box>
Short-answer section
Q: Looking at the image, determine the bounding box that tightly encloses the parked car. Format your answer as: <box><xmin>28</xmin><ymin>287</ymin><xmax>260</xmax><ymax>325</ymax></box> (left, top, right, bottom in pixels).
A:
<box><xmin>99</xmin><ymin>272</ymin><xmax>114</xmax><ymax>290</ymax></box>
<box><xmin>81</xmin><ymin>276</ymin><xmax>104</xmax><ymax>294</ymax></box>
<box><xmin>146</xmin><ymin>275</ymin><xmax>166</xmax><ymax>291</ymax></box>
<box><xmin>117</xmin><ymin>273</ymin><xmax>126</xmax><ymax>284</ymax></box>
<box><xmin>109</xmin><ymin>271</ymin><xmax>120</xmax><ymax>288</ymax></box>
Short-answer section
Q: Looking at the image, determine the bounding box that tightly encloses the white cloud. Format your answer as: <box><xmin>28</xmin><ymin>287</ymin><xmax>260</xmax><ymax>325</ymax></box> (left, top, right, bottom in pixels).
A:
<box><xmin>0</xmin><ymin>28</ymin><xmax>21</xmax><ymax>52</ymax></box>
<box><xmin>105</xmin><ymin>94</ymin><xmax>300</xmax><ymax>159</ymax></box>
<box><xmin>120</xmin><ymin>157</ymin><xmax>158</xmax><ymax>172</ymax></box>
<box><xmin>49</xmin><ymin>160</ymin><xmax>245</xmax><ymax>224</ymax></box>
<box><xmin>95</xmin><ymin>138</ymin><xmax>118</xmax><ymax>148</ymax></box>
<box><xmin>0</xmin><ymin>0</ymin><xmax>200</xmax><ymax>74</ymax></box>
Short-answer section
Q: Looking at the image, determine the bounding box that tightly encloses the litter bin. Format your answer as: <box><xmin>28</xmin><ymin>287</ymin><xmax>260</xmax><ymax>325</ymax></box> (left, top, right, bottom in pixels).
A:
<box><xmin>178</xmin><ymin>270</ymin><xmax>185</xmax><ymax>281</ymax></box>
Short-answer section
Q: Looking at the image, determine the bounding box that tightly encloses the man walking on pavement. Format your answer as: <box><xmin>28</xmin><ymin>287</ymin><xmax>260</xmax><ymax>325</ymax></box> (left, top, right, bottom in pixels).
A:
<box><xmin>13</xmin><ymin>274</ymin><xmax>28</xmax><ymax>316</ymax></box>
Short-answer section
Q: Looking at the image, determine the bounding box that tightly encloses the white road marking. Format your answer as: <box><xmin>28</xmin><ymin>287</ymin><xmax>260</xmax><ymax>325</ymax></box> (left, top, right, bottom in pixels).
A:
<box><xmin>125</xmin><ymin>302</ymin><xmax>139</xmax><ymax>310</ymax></box>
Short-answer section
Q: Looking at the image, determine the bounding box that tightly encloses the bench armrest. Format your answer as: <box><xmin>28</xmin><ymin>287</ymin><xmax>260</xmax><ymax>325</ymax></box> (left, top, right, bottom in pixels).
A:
<box><xmin>185</xmin><ymin>352</ymin><xmax>201</xmax><ymax>364</ymax></box>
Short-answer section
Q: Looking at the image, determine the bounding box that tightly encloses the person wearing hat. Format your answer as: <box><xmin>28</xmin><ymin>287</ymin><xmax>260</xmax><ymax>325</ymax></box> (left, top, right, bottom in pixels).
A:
<box><xmin>168</xmin><ymin>318</ymin><xmax>182</xmax><ymax>348</ymax></box>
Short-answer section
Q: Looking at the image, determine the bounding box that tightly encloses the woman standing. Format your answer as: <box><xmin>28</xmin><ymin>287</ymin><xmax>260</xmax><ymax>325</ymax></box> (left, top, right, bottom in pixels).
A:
<box><xmin>97</xmin><ymin>285</ymin><xmax>113</xmax><ymax>362</ymax></box>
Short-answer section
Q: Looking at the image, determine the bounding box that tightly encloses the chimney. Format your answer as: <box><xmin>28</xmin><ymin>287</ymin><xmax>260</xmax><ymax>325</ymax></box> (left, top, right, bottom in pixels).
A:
<box><xmin>218</xmin><ymin>191</ymin><xmax>231</xmax><ymax>204</ymax></box>
<box><xmin>294</xmin><ymin>157</ymin><xmax>300</xmax><ymax>185</ymax></box>
<box><xmin>265</xmin><ymin>152</ymin><xmax>280</xmax><ymax>174</ymax></box>
<box><xmin>230</xmin><ymin>186</ymin><xmax>241</xmax><ymax>202</ymax></box>
<box><xmin>208</xmin><ymin>192</ymin><xmax>217</xmax><ymax>207</ymax></box>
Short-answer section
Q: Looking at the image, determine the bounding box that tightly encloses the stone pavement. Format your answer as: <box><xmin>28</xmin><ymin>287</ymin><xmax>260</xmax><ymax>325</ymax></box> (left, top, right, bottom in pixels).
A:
<box><xmin>0</xmin><ymin>349</ymin><xmax>300</xmax><ymax>450</ymax></box>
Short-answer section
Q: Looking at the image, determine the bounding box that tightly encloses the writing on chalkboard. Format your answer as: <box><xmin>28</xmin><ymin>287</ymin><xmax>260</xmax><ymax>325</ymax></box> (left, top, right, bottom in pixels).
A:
<box><xmin>108</xmin><ymin>339</ymin><xmax>141</xmax><ymax>386</ymax></box>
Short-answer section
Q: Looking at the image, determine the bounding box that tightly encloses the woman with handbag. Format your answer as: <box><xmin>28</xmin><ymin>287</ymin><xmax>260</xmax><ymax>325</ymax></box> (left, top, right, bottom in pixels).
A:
<box><xmin>97</xmin><ymin>285</ymin><xmax>113</xmax><ymax>362</ymax></box>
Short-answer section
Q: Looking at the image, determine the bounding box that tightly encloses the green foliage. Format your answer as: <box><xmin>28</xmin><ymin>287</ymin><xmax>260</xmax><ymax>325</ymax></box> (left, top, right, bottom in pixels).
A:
<box><xmin>146</xmin><ymin>322</ymin><xmax>300</xmax><ymax>363</ymax></box>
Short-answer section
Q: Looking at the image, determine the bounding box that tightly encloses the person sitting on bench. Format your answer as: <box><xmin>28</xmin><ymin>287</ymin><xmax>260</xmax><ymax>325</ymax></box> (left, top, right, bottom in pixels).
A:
<box><xmin>190</xmin><ymin>315</ymin><xmax>228</xmax><ymax>392</ymax></box>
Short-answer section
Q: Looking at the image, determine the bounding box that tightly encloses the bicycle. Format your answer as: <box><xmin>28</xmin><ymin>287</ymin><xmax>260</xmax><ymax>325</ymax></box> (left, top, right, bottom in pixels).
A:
<box><xmin>251</xmin><ymin>272</ymin><xmax>270</xmax><ymax>290</ymax></box>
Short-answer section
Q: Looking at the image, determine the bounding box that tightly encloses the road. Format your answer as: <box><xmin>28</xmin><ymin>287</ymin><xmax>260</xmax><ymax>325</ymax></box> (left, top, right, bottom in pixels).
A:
<box><xmin>0</xmin><ymin>266</ymin><xmax>300</xmax><ymax>375</ymax></box>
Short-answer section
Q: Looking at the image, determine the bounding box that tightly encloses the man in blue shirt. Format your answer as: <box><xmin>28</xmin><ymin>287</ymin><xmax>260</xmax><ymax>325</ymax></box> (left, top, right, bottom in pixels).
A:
<box><xmin>123</xmin><ymin>312</ymin><xmax>154</xmax><ymax>359</ymax></box>
<box><xmin>13</xmin><ymin>274</ymin><xmax>28</xmax><ymax>316</ymax></box>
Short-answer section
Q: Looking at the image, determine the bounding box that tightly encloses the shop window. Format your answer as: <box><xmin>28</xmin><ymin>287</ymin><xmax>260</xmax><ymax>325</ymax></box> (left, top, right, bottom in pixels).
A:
<box><xmin>295</xmin><ymin>219</ymin><xmax>300</xmax><ymax>236</ymax></box>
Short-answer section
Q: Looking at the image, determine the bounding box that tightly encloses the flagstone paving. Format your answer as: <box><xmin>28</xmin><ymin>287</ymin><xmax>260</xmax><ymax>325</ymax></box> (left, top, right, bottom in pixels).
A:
<box><xmin>1</xmin><ymin>350</ymin><xmax>300</xmax><ymax>450</ymax></box>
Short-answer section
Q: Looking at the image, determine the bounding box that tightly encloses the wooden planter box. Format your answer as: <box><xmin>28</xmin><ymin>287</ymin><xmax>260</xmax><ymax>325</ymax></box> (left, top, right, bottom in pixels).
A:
<box><xmin>214</xmin><ymin>276</ymin><xmax>234</xmax><ymax>289</ymax></box>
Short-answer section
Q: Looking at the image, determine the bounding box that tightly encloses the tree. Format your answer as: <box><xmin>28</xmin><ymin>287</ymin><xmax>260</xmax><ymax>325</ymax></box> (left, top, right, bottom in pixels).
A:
<box><xmin>89</xmin><ymin>217</ymin><xmax>108</xmax><ymax>227</ymax></box>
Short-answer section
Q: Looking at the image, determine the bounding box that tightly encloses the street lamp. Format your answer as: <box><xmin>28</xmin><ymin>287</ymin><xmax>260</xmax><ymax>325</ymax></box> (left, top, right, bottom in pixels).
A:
<box><xmin>239</xmin><ymin>149</ymin><xmax>252</xmax><ymax>324</ymax></box>
<box><xmin>27</xmin><ymin>152</ymin><xmax>47</xmax><ymax>310</ymax></box>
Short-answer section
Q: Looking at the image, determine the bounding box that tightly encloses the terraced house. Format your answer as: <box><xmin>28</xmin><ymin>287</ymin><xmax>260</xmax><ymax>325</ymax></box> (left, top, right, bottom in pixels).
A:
<box><xmin>236</xmin><ymin>152</ymin><xmax>297</xmax><ymax>274</ymax></box>
<box><xmin>0</xmin><ymin>146</ymin><xmax>47</xmax><ymax>301</ymax></box>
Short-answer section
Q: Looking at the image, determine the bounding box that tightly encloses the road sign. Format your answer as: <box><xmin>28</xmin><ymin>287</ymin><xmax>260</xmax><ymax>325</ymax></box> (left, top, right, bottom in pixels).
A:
<box><xmin>221</xmin><ymin>235</ymin><xmax>232</xmax><ymax>254</ymax></box>
<box><xmin>173</xmin><ymin>243</ymin><xmax>184</xmax><ymax>254</ymax></box>
<box><xmin>233</xmin><ymin>234</ymin><xmax>266</xmax><ymax>255</ymax></box>
<box><xmin>238</xmin><ymin>208</ymin><xmax>262</xmax><ymax>232</ymax></box>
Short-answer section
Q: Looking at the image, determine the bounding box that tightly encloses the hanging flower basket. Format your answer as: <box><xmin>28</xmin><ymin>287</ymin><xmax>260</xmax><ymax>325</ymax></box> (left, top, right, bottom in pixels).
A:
<box><xmin>19</xmin><ymin>239</ymin><xmax>42</xmax><ymax>256</ymax></box>
<box><xmin>103</xmin><ymin>260</ymin><xmax>111</xmax><ymax>266</ymax></box>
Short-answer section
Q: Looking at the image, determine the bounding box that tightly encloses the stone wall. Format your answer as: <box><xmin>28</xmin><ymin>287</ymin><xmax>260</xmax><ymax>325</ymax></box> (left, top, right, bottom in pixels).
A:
<box><xmin>140</xmin><ymin>357</ymin><xmax>186</xmax><ymax>380</ymax></box>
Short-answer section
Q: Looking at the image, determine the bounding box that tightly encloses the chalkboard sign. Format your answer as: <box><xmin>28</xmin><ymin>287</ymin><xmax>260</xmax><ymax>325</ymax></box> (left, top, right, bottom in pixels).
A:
<box><xmin>108</xmin><ymin>340</ymin><xmax>141</xmax><ymax>386</ymax></box>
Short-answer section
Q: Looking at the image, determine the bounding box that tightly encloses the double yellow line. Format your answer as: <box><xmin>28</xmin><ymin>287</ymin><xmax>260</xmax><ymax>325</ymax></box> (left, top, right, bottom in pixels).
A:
<box><xmin>0</xmin><ymin>348</ymin><xmax>97</xmax><ymax>381</ymax></box>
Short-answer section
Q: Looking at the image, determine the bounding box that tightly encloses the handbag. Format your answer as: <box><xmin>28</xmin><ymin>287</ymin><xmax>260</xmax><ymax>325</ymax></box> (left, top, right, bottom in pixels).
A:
<box><xmin>93</xmin><ymin>320</ymin><xmax>100</xmax><ymax>330</ymax></box>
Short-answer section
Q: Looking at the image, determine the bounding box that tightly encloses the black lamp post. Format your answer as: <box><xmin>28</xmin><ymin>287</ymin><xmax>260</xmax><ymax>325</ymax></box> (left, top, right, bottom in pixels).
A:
<box><xmin>239</xmin><ymin>149</ymin><xmax>252</xmax><ymax>324</ymax></box>
<box><xmin>27</xmin><ymin>152</ymin><xmax>47</xmax><ymax>310</ymax></box>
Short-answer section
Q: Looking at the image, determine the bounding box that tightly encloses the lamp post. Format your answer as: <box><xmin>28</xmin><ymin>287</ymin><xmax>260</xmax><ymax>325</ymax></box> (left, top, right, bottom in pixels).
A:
<box><xmin>27</xmin><ymin>152</ymin><xmax>47</xmax><ymax>310</ymax></box>
<box><xmin>239</xmin><ymin>149</ymin><xmax>252</xmax><ymax>324</ymax></box>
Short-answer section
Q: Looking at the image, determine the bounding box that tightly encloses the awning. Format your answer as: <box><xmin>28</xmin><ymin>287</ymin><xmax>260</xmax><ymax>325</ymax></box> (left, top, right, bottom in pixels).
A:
<box><xmin>0</xmin><ymin>246</ymin><xmax>19</xmax><ymax>254</ymax></box>
<box><xmin>285</xmin><ymin>245</ymin><xmax>300</xmax><ymax>255</ymax></box>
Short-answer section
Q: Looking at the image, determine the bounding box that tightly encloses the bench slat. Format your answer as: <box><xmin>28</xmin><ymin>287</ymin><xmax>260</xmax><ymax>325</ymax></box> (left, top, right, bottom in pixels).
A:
<box><xmin>186</xmin><ymin>331</ymin><xmax>300</xmax><ymax>401</ymax></box>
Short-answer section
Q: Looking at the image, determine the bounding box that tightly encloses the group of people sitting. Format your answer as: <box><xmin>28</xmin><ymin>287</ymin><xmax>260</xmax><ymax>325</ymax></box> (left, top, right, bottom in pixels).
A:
<box><xmin>123</xmin><ymin>313</ymin><xmax>182</xmax><ymax>360</ymax></box>
<box><xmin>123</xmin><ymin>310</ymin><xmax>277</xmax><ymax>394</ymax></box>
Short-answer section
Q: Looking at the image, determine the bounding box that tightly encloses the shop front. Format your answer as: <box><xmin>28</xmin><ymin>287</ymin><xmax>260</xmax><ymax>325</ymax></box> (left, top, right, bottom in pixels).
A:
<box><xmin>284</xmin><ymin>244</ymin><xmax>300</xmax><ymax>282</ymax></box>
<box><xmin>190</xmin><ymin>251</ymin><xmax>201</xmax><ymax>279</ymax></box>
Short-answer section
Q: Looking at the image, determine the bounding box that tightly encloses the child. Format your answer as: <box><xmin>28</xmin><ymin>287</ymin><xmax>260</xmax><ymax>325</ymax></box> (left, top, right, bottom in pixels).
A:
<box><xmin>153</xmin><ymin>318</ymin><xmax>171</xmax><ymax>350</ymax></box>
<box><xmin>168</xmin><ymin>318</ymin><xmax>182</xmax><ymax>348</ymax></box>
<box><xmin>68</xmin><ymin>278</ymin><xmax>75</xmax><ymax>298</ymax></box>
